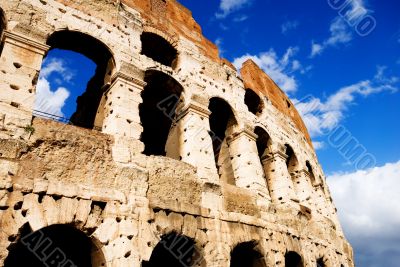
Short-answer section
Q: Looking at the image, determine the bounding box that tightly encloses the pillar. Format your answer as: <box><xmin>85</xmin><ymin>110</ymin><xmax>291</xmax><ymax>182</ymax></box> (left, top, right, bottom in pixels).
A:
<box><xmin>166</xmin><ymin>101</ymin><xmax>219</xmax><ymax>183</ymax></box>
<box><xmin>292</xmin><ymin>169</ymin><xmax>315</xmax><ymax>209</ymax></box>
<box><xmin>227</xmin><ymin>129</ymin><xmax>271</xmax><ymax>208</ymax></box>
<box><xmin>0</xmin><ymin>31</ymin><xmax>49</xmax><ymax>131</ymax></box>
<box><xmin>261</xmin><ymin>145</ymin><xmax>298</xmax><ymax>206</ymax></box>
<box><xmin>96</xmin><ymin>67</ymin><xmax>146</xmax><ymax>163</ymax></box>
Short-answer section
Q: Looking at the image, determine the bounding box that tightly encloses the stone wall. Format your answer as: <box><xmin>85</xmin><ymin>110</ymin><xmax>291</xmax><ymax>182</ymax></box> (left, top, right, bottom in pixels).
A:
<box><xmin>0</xmin><ymin>0</ymin><xmax>353</xmax><ymax>266</ymax></box>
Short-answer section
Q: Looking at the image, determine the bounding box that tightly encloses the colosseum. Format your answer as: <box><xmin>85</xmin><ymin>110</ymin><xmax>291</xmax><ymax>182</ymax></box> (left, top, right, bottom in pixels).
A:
<box><xmin>0</xmin><ymin>0</ymin><xmax>354</xmax><ymax>266</ymax></box>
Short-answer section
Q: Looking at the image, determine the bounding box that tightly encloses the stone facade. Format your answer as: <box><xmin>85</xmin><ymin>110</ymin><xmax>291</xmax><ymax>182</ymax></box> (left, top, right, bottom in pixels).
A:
<box><xmin>0</xmin><ymin>0</ymin><xmax>353</xmax><ymax>266</ymax></box>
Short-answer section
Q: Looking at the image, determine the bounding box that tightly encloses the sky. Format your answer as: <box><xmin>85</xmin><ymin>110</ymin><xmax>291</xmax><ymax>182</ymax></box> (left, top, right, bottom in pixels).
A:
<box><xmin>34</xmin><ymin>0</ymin><xmax>400</xmax><ymax>266</ymax></box>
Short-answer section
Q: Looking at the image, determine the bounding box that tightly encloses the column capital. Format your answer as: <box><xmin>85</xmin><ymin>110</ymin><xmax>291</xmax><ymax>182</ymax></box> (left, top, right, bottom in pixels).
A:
<box><xmin>261</xmin><ymin>149</ymin><xmax>288</xmax><ymax>163</ymax></box>
<box><xmin>3</xmin><ymin>31</ymin><xmax>50</xmax><ymax>55</ymax></box>
<box><xmin>227</xmin><ymin>128</ymin><xmax>258</xmax><ymax>144</ymax></box>
<box><xmin>111</xmin><ymin>71</ymin><xmax>146</xmax><ymax>86</ymax></box>
<box><xmin>178</xmin><ymin>101</ymin><xmax>211</xmax><ymax>119</ymax></box>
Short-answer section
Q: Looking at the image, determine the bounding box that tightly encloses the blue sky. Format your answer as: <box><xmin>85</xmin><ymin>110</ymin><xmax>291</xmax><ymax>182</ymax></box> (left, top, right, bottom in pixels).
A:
<box><xmin>34</xmin><ymin>0</ymin><xmax>400</xmax><ymax>266</ymax></box>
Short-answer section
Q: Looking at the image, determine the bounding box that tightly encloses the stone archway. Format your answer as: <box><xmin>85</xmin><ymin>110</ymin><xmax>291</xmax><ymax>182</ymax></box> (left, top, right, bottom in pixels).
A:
<box><xmin>4</xmin><ymin>223</ymin><xmax>106</xmax><ymax>267</ymax></box>
<box><xmin>230</xmin><ymin>241</ymin><xmax>266</xmax><ymax>267</ymax></box>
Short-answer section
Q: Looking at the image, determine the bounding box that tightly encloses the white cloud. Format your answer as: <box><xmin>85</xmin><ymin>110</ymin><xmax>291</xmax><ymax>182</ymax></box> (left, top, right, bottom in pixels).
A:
<box><xmin>312</xmin><ymin>141</ymin><xmax>325</xmax><ymax>150</ymax></box>
<box><xmin>233</xmin><ymin>47</ymin><xmax>303</xmax><ymax>93</ymax></box>
<box><xmin>310</xmin><ymin>17</ymin><xmax>353</xmax><ymax>58</ymax></box>
<box><xmin>294</xmin><ymin>67</ymin><xmax>399</xmax><ymax>137</ymax></box>
<box><xmin>281</xmin><ymin>20</ymin><xmax>299</xmax><ymax>34</ymax></box>
<box><xmin>216</xmin><ymin>0</ymin><xmax>251</xmax><ymax>19</ymax></box>
<box><xmin>34</xmin><ymin>58</ymin><xmax>72</xmax><ymax>117</ymax></box>
<box><xmin>327</xmin><ymin>160</ymin><xmax>400</xmax><ymax>267</ymax></box>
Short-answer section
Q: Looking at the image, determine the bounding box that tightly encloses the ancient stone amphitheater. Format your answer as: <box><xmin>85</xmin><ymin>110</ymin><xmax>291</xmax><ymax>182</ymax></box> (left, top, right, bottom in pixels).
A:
<box><xmin>0</xmin><ymin>0</ymin><xmax>354</xmax><ymax>266</ymax></box>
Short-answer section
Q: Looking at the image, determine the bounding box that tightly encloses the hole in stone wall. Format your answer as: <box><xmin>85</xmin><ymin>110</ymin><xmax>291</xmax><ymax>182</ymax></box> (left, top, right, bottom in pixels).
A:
<box><xmin>285</xmin><ymin>251</ymin><xmax>304</xmax><ymax>267</ymax></box>
<box><xmin>230</xmin><ymin>241</ymin><xmax>266</xmax><ymax>267</ymax></box>
<box><xmin>34</xmin><ymin>30</ymin><xmax>115</xmax><ymax>129</ymax></box>
<box><xmin>142</xmin><ymin>232</ymin><xmax>197</xmax><ymax>267</ymax></box>
<box><xmin>140</xmin><ymin>70</ymin><xmax>183</xmax><ymax>156</ymax></box>
<box><xmin>209</xmin><ymin>97</ymin><xmax>237</xmax><ymax>185</ymax></box>
<box><xmin>244</xmin><ymin>89</ymin><xmax>263</xmax><ymax>115</ymax></box>
<box><xmin>317</xmin><ymin>258</ymin><xmax>326</xmax><ymax>267</ymax></box>
<box><xmin>141</xmin><ymin>32</ymin><xmax>177</xmax><ymax>67</ymax></box>
<box><xmin>4</xmin><ymin>224</ymin><xmax>105</xmax><ymax>267</ymax></box>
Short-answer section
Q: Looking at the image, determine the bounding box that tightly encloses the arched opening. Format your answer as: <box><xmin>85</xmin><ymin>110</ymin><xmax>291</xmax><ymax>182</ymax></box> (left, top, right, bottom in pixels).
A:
<box><xmin>0</xmin><ymin>8</ymin><xmax>6</xmax><ymax>55</ymax></box>
<box><xmin>244</xmin><ymin>89</ymin><xmax>263</xmax><ymax>115</ymax></box>
<box><xmin>141</xmin><ymin>32</ymin><xmax>178</xmax><ymax>67</ymax></box>
<box><xmin>4</xmin><ymin>223</ymin><xmax>105</xmax><ymax>267</ymax></box>
<box><xmin>306</xmin><ymin>160</ymin><xmax>316</xmax><ymax>184</ymax></box>
<box><xmin>209</xmin><ymin>97</ymin><xmax>237</xmax><ymax>185</ymax></box>
<box><xmin>254</xmin><ymin>127</ymin><xmax>271</xmax><ymax>188</ymax></box>
<box><xmin>317</xmin><ymin>258</ymin><xmax>326</xmax><ymax>267</ymax></box>
<box><xmin>34</xmin><ymin>30</ymin><xmax>115</xmax><ymax>129</ymax></box>
<box><xmin>142</xmin><ymin>232</ymin><xmax>199</xmax><ymax>267</ymax></box>
<box><xmin>285</xmin><ymin>144</ymin><xmax>300</xmax><ymax>175</ymax></box>
<box><xmin>230</xmin><ymin>242</ymin><xmax>266</xmax><ymax>267</ymax></box>
<box><xmin>285</xmin><ymin>251</ymin><xmax>304</xmax><ymax>267</ymax></box>
<box><xmin>140</xmin><ymin>70</ymin><xmax>183</xmax><ymax>156</ymax></box>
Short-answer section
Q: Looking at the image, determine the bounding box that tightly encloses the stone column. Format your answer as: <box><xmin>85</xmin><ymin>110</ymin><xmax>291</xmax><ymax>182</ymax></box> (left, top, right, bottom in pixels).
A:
<box><xmin>226</xmin><ymin>128</ymin><xmax>271</xmax><ymax>207</ymax></box>
<box><xmin>292</xmin><ymin>169</ymin><xmax>315</xmax><ymax>208</ymax></box>
<box><xmin>167</xmin><ymin>101</ymin><xmax>219</xmax><ymax>183</ymax></box>
<box><xmin>261</xmin><ymin>145</ymin><xmax>298</xmax><ymax>206</ymax></box>
<box><xmin>97</xmin><ymin>67</ymin><xmax>146</xmax><ymax>163</ymax></box>
<box><xmin>0</xmin><ymin>31</ymin><xmax>49</xmax><ymax>130</ymax></box>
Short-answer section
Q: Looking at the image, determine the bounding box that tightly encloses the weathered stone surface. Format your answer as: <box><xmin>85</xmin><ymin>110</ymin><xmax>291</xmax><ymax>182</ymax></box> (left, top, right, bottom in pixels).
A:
<box><xmin>0</xmin><ymin>0</ymin><xmax>353</xmax><ymax>266</ymax></box>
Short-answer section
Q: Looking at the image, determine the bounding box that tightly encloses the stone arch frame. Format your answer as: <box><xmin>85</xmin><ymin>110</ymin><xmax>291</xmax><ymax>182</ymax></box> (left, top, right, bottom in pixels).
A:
<box><xmin>141</xmin><ymin>24</ymin><xmax>179</xmax><ymax>68</ymax></box>
<box><xmin>3</xmin><ymin>221</ymin><xmax>108</xmax><ymax>267</ymax></box>
<box><xmin>143</xmin><ymin>230</ymin><xmax>206</xmax><ymax>267</ymax></box>
<box><xmin>37</xmin><ymin>29</ymin><xmax>116</xmax><ymax>129</ymax></box>
<box><xmin>305</xmin><ymin>160</ymin><xmax>317</xmax><ymax>185</ymax></box>
<box><xmin>229</xmin><ymin>240</ymin><xmax>267</xmax><ymax>267</ymax></box>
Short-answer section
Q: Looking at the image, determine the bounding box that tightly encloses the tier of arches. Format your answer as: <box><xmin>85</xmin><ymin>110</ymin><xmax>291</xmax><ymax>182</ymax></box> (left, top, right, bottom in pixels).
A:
<box><xmin>0</xmin><ymin>11</ymin><xmax>326</xmax><ymax>207</ymax></box>
<box><xmin>4</xmin><ymin>223</ymin><xmax>342</xmax><ymax>267</ymax></box>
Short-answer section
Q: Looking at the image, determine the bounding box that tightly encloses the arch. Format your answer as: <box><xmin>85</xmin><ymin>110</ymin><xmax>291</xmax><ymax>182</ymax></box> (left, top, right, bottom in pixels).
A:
<box><xmin>285</xmin><ymin>251</ymin><xmax>304</xmax><ymax>267</ymax></box>
<box><xmin>244</xmin><ymin>89</ymin><xmax>263</xmax><ymax>115</ymax></box>
<box><xmin>4</xmin><ymin>223</ymin><xmax>106</xmax><ymax>267</ymax></box>
<box><xmin>36</xmin><ymin>30</ymin><xmax>115</xmax><ymax>129</ymax></box>
<box><xmin>254</xmin><ymin>126</ymin><xmax>271</xmax><ymax>159</ymax></box>
<box><xmin>230</xmin><ymin>241</ymin><xmax>266</xmax><ymax>267</ymax></box>
<box><xmin>140</xmin><ymin>70</ymin><xmax>184</xmax><ymax>156</ymax></box>
<box><xmin>208</xmin><ymin>97</ymin><xmax>238</xmax><ymax>184</ymax></box>
<box><xmin>142</xmin><ymin>232</ymin><xmax>201</xmax><ymax>267</ymax></box>
<box><xmin>141</xmin><ymin>32</ymin><xmax>178</xmax><ymax>67</ymax></box>
<box><xmin>285</xmin><ymin>144</ymin><xmax>300</xmax><ymax>174</ymax></box>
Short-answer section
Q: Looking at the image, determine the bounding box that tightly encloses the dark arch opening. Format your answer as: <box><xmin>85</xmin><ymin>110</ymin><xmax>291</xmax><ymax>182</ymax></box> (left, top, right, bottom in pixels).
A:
<box><xmin>255</xmin><ymin>127</ymin><xmax>270</xmax><ymax>159</ymax></box>
<box><xmin>35</xmin><ymin>30</ymin><xmax>115</xmax><ymax>129</ymax></box>
<box><xmin>285</xmin><ymin>144</ymin><xmax>299</xmax><ymax>173</ymax></box>
<box><xmin>244</xmin><ymin>89</ymin><xmax>263</xmax><ymax>115</ymax></box>
<box><xmin>285</xmin><ymin>251</ymin><xmax>304</xmax><ymax>267</ymax></box>
<box><xmin>230</xmin><ymin>242</ymin><xmax>266</xmax><ymax>267</ymax></box>
<box><xmin>142</xmin><ymin>232</ymin><xmax>198</xmax><ymax>267</ymax></box>
<box><xmin>0</xmin><ymin>8</ymin><xmax>6</xmax><ymax>55</ymax></box>
<box><xmin>4</xmin><ymin>223</ymin><xmax>104</xmax><ymax>267</ymax></box>
<box><xmin>140</xmin><ymin>70</ymin><xmax>183</xmax><ymax>156</ymax></box>
<box><xmin>141</xmin><ymin>32</ymin><xmax>178</xmax><ymax>67</ymax></box>
<box><xmin>317</xmin><ymin>258</ymin><xmax>326</xmax><ymax>267</ymax></box>
<box><xmin>209</xmin><ymin>97</ymin><xmax>237</xmax><ymax>184</ymax></box>
<box><xmin>306</xmin><ymin>160</ymin><xmax>316</xmax><ymax>184</ymax></box>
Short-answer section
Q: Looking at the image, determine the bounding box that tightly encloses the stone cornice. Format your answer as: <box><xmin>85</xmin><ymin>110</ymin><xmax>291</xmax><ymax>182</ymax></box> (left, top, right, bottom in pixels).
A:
<box><xmin>177</xmin><ymin>102</ymin><xmax>211</xmax><ymax>119</ymax></box>
<box><xmin>4</xmin><ymin>31</ymin><xmax>50</xmax><ymax>55</ymax></box>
